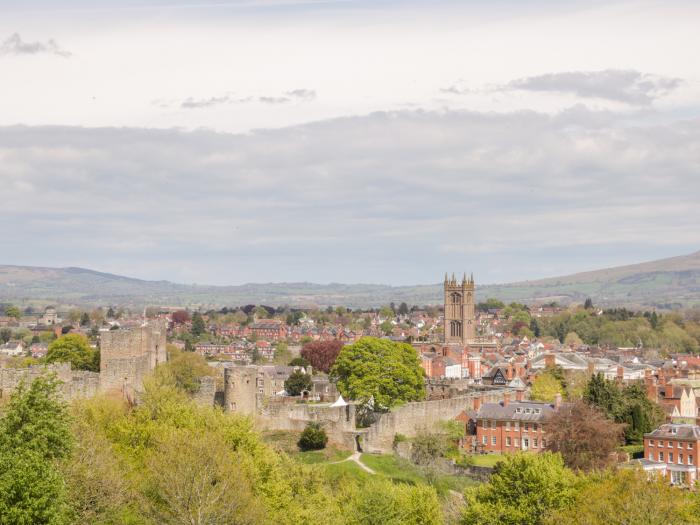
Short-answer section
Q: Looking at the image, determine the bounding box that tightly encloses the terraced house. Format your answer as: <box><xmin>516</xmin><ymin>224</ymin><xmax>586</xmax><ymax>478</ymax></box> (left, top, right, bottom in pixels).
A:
<box><xmin>642</xmin><ymin>424</ymin><xmax>700</xmax><ymax>486</ymax></box>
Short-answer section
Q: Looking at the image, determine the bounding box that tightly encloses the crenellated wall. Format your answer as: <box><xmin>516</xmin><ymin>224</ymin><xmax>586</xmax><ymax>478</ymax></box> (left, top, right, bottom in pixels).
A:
<box><xmin>0</xmin><ymin>363</ymin><xmax>99</xmax><ymax>400</ymax></box>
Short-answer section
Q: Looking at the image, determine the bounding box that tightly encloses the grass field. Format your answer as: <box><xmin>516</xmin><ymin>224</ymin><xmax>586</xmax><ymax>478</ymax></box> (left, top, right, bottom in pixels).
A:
<box><xmin>468</xmin><ymin>454</ymin><xmax>504</xmax><ymax>467</ymax></box>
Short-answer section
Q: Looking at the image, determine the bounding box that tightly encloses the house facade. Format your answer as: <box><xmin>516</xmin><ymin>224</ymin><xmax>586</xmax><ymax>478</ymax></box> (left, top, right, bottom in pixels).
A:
<box><xmin>642</xmin><ymin>424</ymin><xmax>700</xmax><ymax>486</ymax></box>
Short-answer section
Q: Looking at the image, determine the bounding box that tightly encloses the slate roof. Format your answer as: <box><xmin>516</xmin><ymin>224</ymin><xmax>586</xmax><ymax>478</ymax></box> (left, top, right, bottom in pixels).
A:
<box><xmin>645</xmin><ymin>424</ymin><xmax>700</xmax><ymax>440</ymax></box>
<box><xmin>475</xmin><ymin>401</ymin><xmax>558</xmax><ymax>422</ymax></box>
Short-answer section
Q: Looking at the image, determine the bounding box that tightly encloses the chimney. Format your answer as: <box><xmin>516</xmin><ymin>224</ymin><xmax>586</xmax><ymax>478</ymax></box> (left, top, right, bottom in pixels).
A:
<box><xmin>616</xmin><ymin>366</ymin><xmax>624</xmax><ymax>381</ymax></box>
<box><xmin>506</xmin><ymin>366</ymin><xmax>513</xmax><ymax>380</ymax></box>
<box><xmin>502</xmin><ymin>392</ymin><xmax>510</xmax><ymax>406</ymax></box>
<box><xmin>515</xmin><ymin>388</ymin><xmax>524</xmax><ymax>402</ymax></box>
<box><xmin>544</xmin><ymin>354</ymin><xmax>555</xmax><ymax>369</ymax></box>
<box><xmin>587</xmin><ymin>360</ymin><xmax>596</xmax><ymax>376</ymax></box>
<box><xmin>554</xmin><ymin>393</ymin><xmax>562</xmax><ymax>410</ymax></box>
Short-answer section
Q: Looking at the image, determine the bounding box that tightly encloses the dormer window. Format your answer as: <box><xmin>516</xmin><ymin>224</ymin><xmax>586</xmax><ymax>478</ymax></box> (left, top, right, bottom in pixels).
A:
<box><xmin>516</xmin><ymin>408</ymin><xmax>522</xmax><ymax>413</ymax></box>
<box><xmin>671</xmin><ymin>428</ymin><xmax>678</xmax><ymax>435</ymax></box>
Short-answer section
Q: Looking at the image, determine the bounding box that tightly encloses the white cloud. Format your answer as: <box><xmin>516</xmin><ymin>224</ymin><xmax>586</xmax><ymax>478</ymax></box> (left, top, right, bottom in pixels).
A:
<box><xmin>0</xmin><ymin>33</ymin><xmax>71</xmax><ymax>57</ymax></box>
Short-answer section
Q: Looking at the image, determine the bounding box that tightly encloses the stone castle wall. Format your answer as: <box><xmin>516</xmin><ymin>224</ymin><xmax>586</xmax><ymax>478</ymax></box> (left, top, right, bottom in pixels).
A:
<box><xmin>0</xmin><ymin>363</ymin><xmax>99</xmax><ymax>400</ymax></box>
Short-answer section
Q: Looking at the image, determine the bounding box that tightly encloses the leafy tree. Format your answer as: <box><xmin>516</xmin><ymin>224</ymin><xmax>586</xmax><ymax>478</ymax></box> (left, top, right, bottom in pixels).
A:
<box><xmin>461</xmin><ymin>452</ymin><xmax>578</xmax><ymax>525</ymax></box>
<box><xmin>161</xmin><ymin>347</ymin><xmax>217</xmax><ymax>394</ymax></box>
<box><xmin>191</xmin><ymin>311</ymin><xmax>206</xmax><ymax>336</ymax></box>
<box><xmin>330</xmin><ymin>337</ymin><xmax>425</xmax><ymax>411</ymax></box>
<box><xmin>545</xmin><ymin>469</ymin><xmax>700</xmax><ymax>525</ymax></box>
<box><xmin>563</xmin><ymin>332</ymin><xmax>583</xmax><ymax>347</ymax></box>
<box><xmin>0</xmin><ymin>375</ymin><xmax>73</xmax><ymax>524</ymax></box>
<box><xmin>171</xmin><ymin>310</ymin><xmax>191</xmax><ymax>325</ymax></box>
<box><xmin>0</xmin><ymin>328</ymin><xmax>11</xmax><ymax>343</ymax></box>
<box><xmin>398</xmin><ymin>302</ymin><xmax>409</xmax><ymax>315</ymax></box>
<box><xmin>529</xmin><ymin>318</ymin><xmax>541</xmax><ymax>337</ymax></box>
<box><xmin>545</xmin><ymin>401</ymin><xmax>624</xmax><ymax>471</ymax></box>
<box><xmin>284</xmin><ymin>370</ymin><xmax>313</xmax><ymax>396</ymax></box>
<box><xmin>297</xmin><ymin>422</ymin><xmax>328</xmax><ymax>451</ymax></box>
<box><xmin>530</xmin><ymin>372</ymin><xmax>564</xmax><ymax>402</ymax></box>
<box><xmin>47</xmin><ymin>334</ymin><xmax>99</xmax><ymax>372</ymax></box>
<box><xmin>477</xmin><ymin>298</ymin><xmax>505</xmax><ymax>312</ymax></box>
<box><xmin>5</xmin><ymin>305</ymin><xmax>21</xmax><ymax>319</ymax></box>
<box><xmin>300</xmin><ymin>340</ymin><xmax>344</xmax><ymax>373</ymax></box>
<box><xmin>288</xmin><ymin>356</ymin><xmax>310</xmax><ymax>367</ymax></box>
<box><xmin>583</xmin><ymin>298</ymin><xmax>593</xmax><ymax>310</ymax></box>
<box><xmin>286</xmin><ymin>311</ymin><xmax>304</xmax><ymax>326</ymax></box>
<box><xmin>106</xmin><ymin>306</ymin><xmax>116</xmax><ymax>319</ymax></box>
<box><xmin>380</xmin><ymin>320</ymin><xmax>394</xmax><ymax>335</ymax></box>
<box><xmin>80</xmin><ymin>312</ymin><xmax>91</xmax><ymax>327</ymax></box>
<box><xmin>379</xmin><ymin>306</ymin><xmax>394</xmax><ymax>319</ymax></box>
<box><xmin>142</xmin><ymin>430</ymin><xmax>261</xmax><ymax>525</ymax></box>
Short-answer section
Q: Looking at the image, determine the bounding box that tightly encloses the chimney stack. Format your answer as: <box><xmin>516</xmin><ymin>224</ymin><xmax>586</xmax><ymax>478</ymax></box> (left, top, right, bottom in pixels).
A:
<box><xmin>554</xmin><ymin>393</ymin><xmax>562</xmax><ymax>410</ymax></box>
<box><xmin>502</xmin><ymin>392</ymin><xmax>510</xmax><ymax>406</ymax></box>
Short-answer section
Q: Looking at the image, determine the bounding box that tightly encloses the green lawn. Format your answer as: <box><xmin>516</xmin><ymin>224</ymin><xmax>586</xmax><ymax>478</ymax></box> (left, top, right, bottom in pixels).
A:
<box><xmin>468</xmin><ymin>454</ymin><xmax>504</xmax><ymax>467</ymax></box>
<box><xmin>261</xmin><ymin>430</ymin><xmax>352</xmax><ymax>463</ymax></box>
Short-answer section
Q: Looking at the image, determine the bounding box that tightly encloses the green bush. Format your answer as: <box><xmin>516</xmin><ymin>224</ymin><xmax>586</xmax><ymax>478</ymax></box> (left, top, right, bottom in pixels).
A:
<box><xmin>298</xmin><ymin>422</ymin><xmax>328</xmax><ymax>452</ymax></box>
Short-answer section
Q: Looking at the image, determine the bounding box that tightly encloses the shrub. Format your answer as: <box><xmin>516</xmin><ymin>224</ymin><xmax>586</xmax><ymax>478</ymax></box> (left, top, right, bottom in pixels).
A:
<box><xmin>298</xmin><ymin>422</ymin><xmax>328</xmax><ymax>451</ymax></box>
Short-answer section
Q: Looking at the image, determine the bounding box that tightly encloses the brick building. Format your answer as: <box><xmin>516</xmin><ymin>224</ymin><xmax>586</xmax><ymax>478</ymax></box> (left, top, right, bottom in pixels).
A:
<box><xmin>641</xmin><ymin>424</ymin><xmax>700</xmax><ymax>485</ymax></box>
<box><xmin>472</xmin><ymin>394</ymin><xmax>565</xmax><ymax>454</ymax></box>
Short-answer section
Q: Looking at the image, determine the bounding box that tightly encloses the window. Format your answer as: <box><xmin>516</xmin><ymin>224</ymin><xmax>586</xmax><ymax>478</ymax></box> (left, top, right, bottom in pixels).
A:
<box><xmin>482</xmin><ymin>436</ymin><xmax>486</xmax><ymax>445</ymax></box>
<box><xmin>533</xmin><ymin>438</ymin><xmax>538</xmax><ymax>448</ymax></box>
<box><xmin>542</xmin><ymin>439</ymin><xmax>546</xmax><ymax>448</ymax></box>
<box><xmin>533</xmin><ymin>424</ymin><xmax>538</xmax><ymax>432</ymax></box>
<box><xmin>492</xmin><ymin>436</ymin><xmax>497</xmax><ymax>445</ymax></box>
<box><xmin>679</xmin><ymin>453</ymin><xmax>683</xmax><ymax>464</ymax></box>
<box><xmin>669</xmin><ymin>452</ymin><xmax>674</xmax><ymax>462</ymax></box>
<box><xmin>523</xmin><ymin>438</ymin><xmax>530</xmax><ymax>449</ymax></box>
<box><xmin>506</xmin><ymin>437</ymin><xmax>511</xmax><ymax>446</ymax></box>
<box><xmin>689</xmin><ymin>455</ymin><xmax>693</xmax><ymax>465</ymax></box>
<box><xmin>649</xmin><ymin>440</ymin><xmax>655</xmax><ymax>447</ymax></box>
<box><xmin>516</xmin><ymin>408</ymin><xmax>522</xmax><ymax>413</ymax></box>
<box><xmin>659</xmin><ymin>452</ymin><xmax>664</xmax><ymax>461</ymax></box>
<box><xmin>649</xmin><ymin>451</ymin><xmax>654</xmax><ymax>461</ymax></box>
<box><xmin>505</xmin><ymin>422</ymin><xmax>511</xmax><ymax>431</ymax></box>
<box><xmin>514</xmin><ymin>422</ymin><xmax>520</xmax><ymax>430</ymax></box>
<box><xmin>668</xmin><ymin>441</ymin><xmax>673</xmax><ymax>448</ymax></box>
<box><xmin>525</xmin><ymin>408</ymin><xmax>531</xmax><ymax>414</ymax></box>
<box><xmin>524</xmin><ymin>424</ymin><xmax>529</xmax><ymax>433</ymax></box>
<box><xmin>492</xmin><ymin>420</ymin><xmax>497</xmax><ymax>429</ymax></box>
<box><xmin>483</xmin><ymin>420</ymin><xmax>488</xmax><ymax>429</ymax></box>
<box><xmin>677</xmin><ymin>442</ymin><xmax>683</xmax><ymax>448</ymax></box>
<box><xmin>688</xmin><ymin>443</ymin><xmax>693</xmax><ymax>450</ymax></box>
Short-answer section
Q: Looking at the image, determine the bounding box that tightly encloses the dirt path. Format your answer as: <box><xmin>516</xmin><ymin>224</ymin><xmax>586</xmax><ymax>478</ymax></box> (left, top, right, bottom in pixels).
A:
<box><xmin>330</xmin><ymin>452</ymin><xmax>376</xmax><ymax>474</ymax></box>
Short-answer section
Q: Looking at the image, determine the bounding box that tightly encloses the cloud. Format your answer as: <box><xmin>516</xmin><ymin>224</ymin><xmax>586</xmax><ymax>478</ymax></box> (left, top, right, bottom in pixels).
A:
<box><xmin>0</xmin><ymin>107</ymin><xmax>698</xmax><ymax>285</ymax></box>
<box><xmin>507</xmin><ymin>70</ymin><xmax>682</xmax><ymax>105</ymax></box>
<box><xmin>286</xmin><ymin>89</ymin><xmax>316</xmax><ymax>101</ymax></box>
<box><xmin>177</xmin><ymin>89</ymin><xmax>316</xmax><ymax>109</ymax></box>
<box><xmin>0</xmin><ymin>33</ymin><xmax>71</xmax><ymax>57</ymax></box>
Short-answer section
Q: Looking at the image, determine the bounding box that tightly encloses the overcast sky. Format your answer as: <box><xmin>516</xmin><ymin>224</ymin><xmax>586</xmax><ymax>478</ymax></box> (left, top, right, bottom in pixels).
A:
<box><xmin>1</xmin><ymin>0</ymin><xmax>699</xmax><ymax>286</ymax></box>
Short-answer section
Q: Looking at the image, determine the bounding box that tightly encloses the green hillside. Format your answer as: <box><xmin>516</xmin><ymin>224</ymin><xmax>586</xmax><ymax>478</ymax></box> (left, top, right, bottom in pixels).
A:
<box><xmin>1</xmin><ymin>251</ymin><xmax>699</xmax><ymax>309</ymax></box>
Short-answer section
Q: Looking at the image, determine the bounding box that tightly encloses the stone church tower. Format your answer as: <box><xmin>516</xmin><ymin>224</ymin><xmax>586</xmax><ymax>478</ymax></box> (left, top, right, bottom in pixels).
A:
<box><xmin>443</xmin><ymin>273</ymin><xmax>475</xmax><ymax>345</ymax></box>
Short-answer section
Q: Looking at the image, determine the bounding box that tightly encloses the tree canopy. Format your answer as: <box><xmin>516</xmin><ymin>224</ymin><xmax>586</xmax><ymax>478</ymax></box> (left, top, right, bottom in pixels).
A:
<box><xmin>300</xmin><ymin>340</ymin><xmax>344</xmax><ymax>373</ymax></box>
<box><xmin>330</xmin><ymin>337</ymin><xmax>425</xmax><ymax>411</ymax></box>
<box><xmin>47</xmin><ymin>334</ymin><xmax>99</xmax><ymax>372</ymax></box>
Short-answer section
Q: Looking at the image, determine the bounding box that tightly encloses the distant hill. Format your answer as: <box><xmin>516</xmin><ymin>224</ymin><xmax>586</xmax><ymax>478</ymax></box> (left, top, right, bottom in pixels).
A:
<box><xmin>1</xmin><ymin>251</ymin><xmax>699</xmax><ymax>310</ymax></box>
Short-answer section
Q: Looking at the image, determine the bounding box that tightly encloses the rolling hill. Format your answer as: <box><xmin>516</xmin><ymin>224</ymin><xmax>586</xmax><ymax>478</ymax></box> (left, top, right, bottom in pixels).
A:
<box><xmin>1</xmin><ymin>251</ymin><xmax>699</xmax><ymax>310</ymax></box>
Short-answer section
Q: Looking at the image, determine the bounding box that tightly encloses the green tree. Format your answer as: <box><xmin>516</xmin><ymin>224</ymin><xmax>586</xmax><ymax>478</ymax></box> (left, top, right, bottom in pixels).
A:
<box><xmin>545</xmin><ymin>469</ymin><xmax>700</xmax><ymax>525</ymax></box>
<box><xmin>530</xmin><ymin>372</ymin><xmax>564</xmax><ymax>402</ymax></box>
<box><xmin>289</xmin><ymin>356</ymin><xmax>310</xmax><ymax>367</ymax></box>
<box><xmin>298</xmin><ymin>422</ymin><xmax>328</xmax><ymax>451</ymax></box>
<box><xmin>5</xmin><ymin>305</ymin><xmax>21</xmax><ymax>319</ymax></box>
<box><xmin>284</xmin><ymin>370</ymin><xmax>313</xmax><ymax>396</ymax></box>
<box><xmin>80</xmin><ymin>312</ymin><xmax>91</xmax><ymax>327</ymax></box>
<box><xmin>0</xmin><ymin>328</ymin><xmax>11</xmax><ymax>343</ymax></box>
<box><xmin>398</xmin><ymin>302</ymin><xmax>409</xmax><ymax>315</ymax></box>
<box><xmin>0</xmin><ymin>375</ymin><xmax>73</xmax><ymax>524</ymax></box>
<box><xmin>191</xmin><ymin>311</ymin><xmax>206</xmax><ymax>337</ymax></box>
<box><xmin>47</xmin><ymin>333</ymin><xmax>99</xmax><ymax>372</ymax></box>
<box><xmin>461</xmin><ymin>452</ymin><xmax>578</xmax><ymax>525</ymax></box>
<box><xmin>330</xmin><ymin>337</ymin><xmax>425</xmax><ymax>411</ymax></box>
<box><xmin>380</xmin><ymin>320</ymin><xmax>394</xmax><ymax>335</ymax></box>
<box><xmin>161</xmin><ymin>346</ymin><xmax>217</xmax><ymax>394</ymax></box>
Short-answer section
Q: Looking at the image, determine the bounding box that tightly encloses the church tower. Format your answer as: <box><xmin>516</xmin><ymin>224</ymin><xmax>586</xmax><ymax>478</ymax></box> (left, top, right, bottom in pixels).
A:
<box><xmin>443</xmin><ymin>272</ymin><xmax>475</xmax><ymax>345</ymax></box>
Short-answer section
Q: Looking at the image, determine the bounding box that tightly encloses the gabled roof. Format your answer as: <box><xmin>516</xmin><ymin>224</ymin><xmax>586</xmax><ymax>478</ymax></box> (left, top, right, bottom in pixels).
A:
<box><xmin>475</xmin><ymin>401</ymin><xmax>559</xmax><ymax>422</ymax></box>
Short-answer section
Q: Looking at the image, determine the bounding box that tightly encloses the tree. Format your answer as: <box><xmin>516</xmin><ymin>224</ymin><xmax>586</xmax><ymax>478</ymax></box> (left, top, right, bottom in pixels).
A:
<box><xmin>284</xmin><ymin>370</ymin><xmax>313</xmax><ymax>396</ymax></box>
<box><xmin>461</xmin><ymin>452</ymin><xmax>578</xmax><ymax>525</ymax></box>
<box><xmin>300</xmin><ymin>340</ymin><xmax>344</xmax><ymax>373</ymax></box>
<box><xmin>288</xmin><ymin>356</ymin><xmax>310</xmax><ymax>367</ymax></box>
<box><xmin>530</xmin><ymin>372</ymin><xmax>564</xmax><ymax>402</ymax></box>
<box><xmin>142</xmin><ymin>430</ymin><xmax>260</xmax><ymax>525</ymax></box>
<box><xmin>380</xmin><ymin>320</ymin><xmax>394</xmax><ymax>335</ymax></box>
<box><xmin>47</xmin><ymin>334</ymin><xmax>99</xmax><ymax>372</ymax></box>
<box><xmin>545</xmin><ymin>401</ymin><xmax>624</xmax><ymax>471</ymax></box>
<box><xmin>297</xmin><ymin>422</ymin><xmax>328</xmax><ymax>451</ymax></box>
<box><xmin>398</xmin><ymin>302</ymin><xmax>409</xmax><ymax>315</ymax></box>
<box><xmin>0</xmin><ymin>375</ymin><xmax>73</xmax><ymax>524</ymax></box>
<box><xmin>171</xmin><ymin>310</ymin><xmax>191</xmax><ymax>325</ymax></box>
<box><xmin>584</xmin><ymin>298</ymin><xmax>593</xmax><ymax>310</ymax></box>
<box><xmin>106</xmin><ymin>306</ymin><xmax>116</xmax><ymax>319</ymax></box>
<box><xmin>477</xmin><ymin>298</ymin><xmax>505</xmax><ymax>312</ymax></box>
<box><xmin>563</xmin><ymin>332</ymin><xmax>583</xmax><ymax>347</ymax></box>
<box><xmin>5</xmin><ymin>305</ymin><xmax>21</xmax><ymax>319</ymax></box>
<box><xmin>545</xmin><ymin>469</ymin><xmax>700</xmax><ymax>525</ymax></box>
<box><xmin>0</xmin><ymin>328</ymin><xmax>11</xmax><ymax>343</ymax></box>
<box><xmin>80</xmin><ymin>312</ymin><xmax>91</xmax><ymax>327</ymax></box>
<box><xmin>191</xmin><ymin>311</ymin><xmax>206</xmax><ymax>336</ymax></box>
<box><xmin>161</xmin><ymin>347</ymin><xmax>217</xmax><ymax>394</ymax></box>
<box><xmin>330</xmin><ymin>337</ymin><xmax>425</xmax><ymax>411</ymax></box>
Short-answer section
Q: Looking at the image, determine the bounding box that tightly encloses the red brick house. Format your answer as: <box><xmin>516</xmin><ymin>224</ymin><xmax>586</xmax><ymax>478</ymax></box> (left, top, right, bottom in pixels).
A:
<box><xmin>472</xmin><ymin>394</ymin><xmax>566</xmax><ymax>454</ymax></box>
<box><xmin>641</xmin><ymin>424</ymin><xmax>700</xmax><ymax>486</ymax></box>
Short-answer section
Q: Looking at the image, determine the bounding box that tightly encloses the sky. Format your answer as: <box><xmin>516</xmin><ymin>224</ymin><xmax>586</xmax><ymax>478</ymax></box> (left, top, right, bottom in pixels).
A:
<box><xmin>1</xmin><ymin>0</ymin><xmax>699</xmax><ymax>286</ymax></box>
